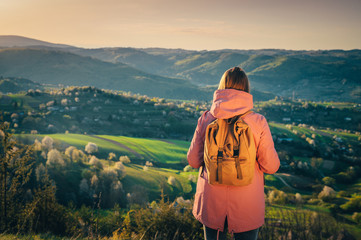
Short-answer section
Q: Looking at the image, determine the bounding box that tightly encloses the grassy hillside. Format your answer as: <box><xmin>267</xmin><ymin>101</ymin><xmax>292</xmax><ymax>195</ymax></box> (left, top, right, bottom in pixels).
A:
<box><xmin>16</xmin><ymin>133</ymin><xmax>190</xmax><ymax>167</ymax></box>
<box><xmin>0</xmin><ymin>76</ymin><xmax>44</xmax><ymax>93</ymax></box>
<box><xmin>14</xmin><ymin>132</ymin><xmax>197</xmax><ymax>205</ymax></box>
<box><xmin>0</xmin><ymin>86</ymin><xmax>203</xmax><ymax>139</ymax></box>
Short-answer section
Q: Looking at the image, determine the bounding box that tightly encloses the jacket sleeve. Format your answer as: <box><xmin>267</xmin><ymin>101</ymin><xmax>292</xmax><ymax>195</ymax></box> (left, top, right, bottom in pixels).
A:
<box><xmin>257</xmin><ymin>117</ymin><xmax>280</xmax><ymax>174</ymax></box>
<box><xmin>187</xmin><ymin>111</ymin><xmax>208</xmax><ymax>169</ymax></box>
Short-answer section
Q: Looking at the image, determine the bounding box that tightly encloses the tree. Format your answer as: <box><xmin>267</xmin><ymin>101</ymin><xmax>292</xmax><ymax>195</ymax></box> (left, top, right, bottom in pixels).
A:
<box><xmin>72</xmin><ymin>148</ymin><xmax>87</xmax><ymax>162</ymax></box>
<box><xmin>0</xmin><ymin>120</ymin><xmax>35</xmax><ymax>232</ymax></box>
<box><xmin>35</xmin><ymin>163</ymin><xmax>47</xmax><ymax>182</ymax></box>
<box><xmin>114</xmin><ymin>162</ymin><xmax>126</xmax><ymax>179</ymax></box>
<box><xmin>295</xmin><ymin>193</ymin><xmax>303</xmax><ymax>206</ymax></box>
<box><xmin>41</xmin><ymin>136</ymin><xmax>54</xmax><ymax>151</ymax></box>
<box><xmin>89</xmin><ymin>155</ymin><xmax>103</xmax><ymax>169</ymax></box>
<box><xmin>85</xmin><ymin>142</ymin><xmax>98</xmax><ymax>154</ymax></box>
<box><xmin>322</xmin><ymin>177</ymin><xmax>336</xmax><ymax>186</ymax></box>
<box><xmin>119</xmin><ymin>155</ymin><xmax>131</xmax><ymax>164</ymax></box>
<box><xmin>33</xmin><ymin>139</ymin><xmax>42</xmax><ymax>151</ymax></box>
<box><xmin>318</xmin><ymin>186</ymin><xmax>336</xmax><ymax>202</ymax></box>
<box><xmin>22</xmin><ymin>166</ymin><xmax>68</xmax><ymax>234</ymax></box>
<box><xmin>46</xmin><ymin>149</ymin><xmax>65</xmax><ymax>167</ymax></box>
<box><xmin>108</xmin><ymin>152</ymin><xmax>116</xmax><ymax>161</ymax></box>
<box><xmin>65</xmin><ymin>146</ymin><xmax>77</xmax><ymax>160</ymax></box>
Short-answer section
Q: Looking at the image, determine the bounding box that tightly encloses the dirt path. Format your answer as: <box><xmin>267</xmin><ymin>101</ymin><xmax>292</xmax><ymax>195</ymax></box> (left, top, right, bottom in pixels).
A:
<box><xmin>90</xmin><ymin>135</ymin><xmax>143</xmax><ymax>159</ymax></box>
<box><xmin>274</xmin><ymin>174</ymin><xmax>297</xmax><ymax>191</ymax></box>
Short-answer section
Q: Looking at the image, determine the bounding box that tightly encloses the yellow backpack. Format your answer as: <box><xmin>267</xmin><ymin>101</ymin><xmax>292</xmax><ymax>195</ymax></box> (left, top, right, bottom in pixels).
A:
<box><xmin>204</xmin><ymin>111</ymin><xmax>256</xmax><ymax>186</ymax></box>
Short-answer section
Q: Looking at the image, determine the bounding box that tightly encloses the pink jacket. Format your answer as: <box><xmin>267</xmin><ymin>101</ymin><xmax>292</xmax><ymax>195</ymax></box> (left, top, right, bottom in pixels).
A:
<box><xmin>187</xmin><ymin>89</ymin><xmax>280</xmax><ymax>233</ymax></box>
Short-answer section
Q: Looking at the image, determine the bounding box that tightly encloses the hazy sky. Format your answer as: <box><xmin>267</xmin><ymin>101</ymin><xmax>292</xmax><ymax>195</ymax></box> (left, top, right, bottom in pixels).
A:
<box><xmin>1</xmin><ymin>0</ymin><xmax>360</xmax><ymax>50</ymax></box>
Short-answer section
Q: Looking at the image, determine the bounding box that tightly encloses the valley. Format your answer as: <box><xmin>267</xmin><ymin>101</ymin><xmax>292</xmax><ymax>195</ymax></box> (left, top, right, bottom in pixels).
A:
<box><xmin>0</xmin><ymin>35</ymin><xmax>360</xmax><ymax>239</ymax></box>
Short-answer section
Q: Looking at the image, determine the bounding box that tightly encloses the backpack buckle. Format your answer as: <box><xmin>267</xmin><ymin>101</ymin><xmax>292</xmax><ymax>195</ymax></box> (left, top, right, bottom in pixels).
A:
<box><xmin>233</xmin><ymin>149</ymin><xmax>239</xmax><ymax>158</ymax></box>
<box><xmin>217</xmin><ymin>150</ymin><xmax>223</xmax><ymax>159</ymax></box>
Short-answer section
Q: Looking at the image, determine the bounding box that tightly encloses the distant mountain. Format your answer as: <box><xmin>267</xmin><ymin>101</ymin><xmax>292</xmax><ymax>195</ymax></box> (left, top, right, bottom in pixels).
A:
<box><xmin>0</xmin><ymin>35</ymin><xmax>360</xmax><ymax>102</ymax></box>
<box><xmin>0</xmin><ymin>35</ymin><xmax>73</xmax><ymax>49</ymax></box>
<box><xmin>73</xmin><ymin>48</ymin><xmax>361</xmax><ymax>102</ymax></box>
<box><xmin>0</xmin><ymin>48</ymin><xmax>209</xmax><ymax>100</ymax></box>
<box><xmin>0</xmin><ymin>77</ymin><xmax>44</xmax><ymax>94</ymax></box>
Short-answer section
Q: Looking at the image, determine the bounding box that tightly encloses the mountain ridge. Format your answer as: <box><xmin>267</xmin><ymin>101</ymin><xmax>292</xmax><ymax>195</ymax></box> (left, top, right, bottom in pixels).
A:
<box><xmin>0</xmin><ymin>35</ymin><xmax>73</xmax><ymax>49</ymax></box>
<box><xmin>1</xmin><ymin>35</ymin><xmax>360</xmax><ymax>102</ymax></box>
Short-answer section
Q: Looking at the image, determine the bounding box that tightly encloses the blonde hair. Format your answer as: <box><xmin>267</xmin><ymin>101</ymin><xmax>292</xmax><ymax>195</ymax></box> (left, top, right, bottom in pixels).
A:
<box><xmin>218</xmin><ymin>67</ymin><xmax>250</xmax><ymax>93</ymax></box>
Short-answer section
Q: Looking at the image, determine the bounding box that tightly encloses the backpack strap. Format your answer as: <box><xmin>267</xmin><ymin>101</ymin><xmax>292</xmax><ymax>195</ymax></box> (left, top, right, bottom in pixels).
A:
<box><xmin>234</xmin><ymin>110</ymin><xmax>253</xmax><ymax>180</ymax></box>
<box><xmin>240</xmin><ymin>110</ymin><xmax>253</xmax><ymax>118</ymax></box>
<box><xmin>215</xmin><ymin>119</ymin><xmax>228</xmax><ymax>183</ymax></box>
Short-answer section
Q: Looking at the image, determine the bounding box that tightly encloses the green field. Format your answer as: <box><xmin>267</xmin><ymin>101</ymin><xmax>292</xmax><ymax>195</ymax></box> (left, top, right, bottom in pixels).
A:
<box><xmin>15</xmin><ymin>133</ymin><xmax>191</xmax><ymax>165</ymax></box>
<box><xmin>97</xmin><ymin>135</ymin><xmax>189</xmax><ymax>164</ymax></box>
<box><xmin>14</xmin><ymin>133</ymin><xmax>196</xmax><ymax>201</ymax></box>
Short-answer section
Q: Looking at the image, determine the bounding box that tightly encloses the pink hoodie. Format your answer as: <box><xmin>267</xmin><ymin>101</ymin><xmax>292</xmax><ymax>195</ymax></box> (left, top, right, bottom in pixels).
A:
<box><xmin>187</xmin><ymin>89</ymin><xmax>280</xmax><ymax>233</ymax></box>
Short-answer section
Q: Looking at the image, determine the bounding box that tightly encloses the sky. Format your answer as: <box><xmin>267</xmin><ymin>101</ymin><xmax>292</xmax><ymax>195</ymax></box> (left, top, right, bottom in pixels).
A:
<box><xmin>0</xmin><ymin>0</ymin><xmax>360</xmax><ymax>50</ymax></box>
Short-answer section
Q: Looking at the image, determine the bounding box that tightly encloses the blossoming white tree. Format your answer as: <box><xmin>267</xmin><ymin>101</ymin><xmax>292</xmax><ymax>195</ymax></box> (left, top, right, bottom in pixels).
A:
<box><xmin>85</xmin><ymin>142</ymin><xmax>98</xmax><ymax>154</ymax></box>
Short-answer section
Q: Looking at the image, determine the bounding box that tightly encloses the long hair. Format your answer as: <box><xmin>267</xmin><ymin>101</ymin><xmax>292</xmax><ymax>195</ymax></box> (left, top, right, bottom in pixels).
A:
<box><xmin>218</xmin><ymin>67</ymin><xmax>250</xmax><ymax>93</ymax></box>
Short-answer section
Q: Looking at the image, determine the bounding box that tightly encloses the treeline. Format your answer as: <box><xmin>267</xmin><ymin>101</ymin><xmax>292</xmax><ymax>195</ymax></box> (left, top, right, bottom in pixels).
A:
<box><xmin>1</xmin><ymin>86</ymin><xmax>202</xmax><ymax>139</ymax></box>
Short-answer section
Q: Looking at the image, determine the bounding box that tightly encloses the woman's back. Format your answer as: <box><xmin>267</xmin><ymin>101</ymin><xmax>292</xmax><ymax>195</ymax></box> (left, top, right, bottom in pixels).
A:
<box><xmin>187</xmin><ymin>67</ymin><xmax>280</xmax><ymax>237</ymax></box>
<box><xmin>188</xmin><ymin>88</ymin><xmax>280</xmax><ymax>233</ymax></box>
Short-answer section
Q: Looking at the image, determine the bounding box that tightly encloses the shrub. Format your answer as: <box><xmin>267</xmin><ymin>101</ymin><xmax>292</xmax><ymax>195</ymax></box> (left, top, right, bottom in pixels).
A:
<box><xmin>268</xmin><ymin>189</ymin><xmax>288</xmax><ymax>204</ymax></box>
<box><xmin>261</xmin><ymin>208</ymin><xmax>340</xmax><ymax>240</ymax></box>
<box><xmin>167</xmin><ymin>176</ymin><xmax>176</xmax><ymax>186</ymax></box>
<box><xmin>118</xmin><ymin>197</ymin><xmax>202</xmax><ymax>240</ymax></box>
<box><xmin>145</xmin><ymin>161</ymin><xmax>153</xmax><ymax>167</ymax></box>
<box><xmin>341</xmin><ymin>195</ymin><xmax>361</xmax><ymax>212</ymax></box>
<box><xmin>119</xmin><ymin>155</ymin><xmax>131</xmax><ymax>163</ymax></box>
<box><xmin>295</xmin><ymin>193</ymin><xmax>303</xmax><ymax>205</ymax></box>
<box><xmin>352</xmin><ymin>212</ymin><xmax>361</xmax><ymax>224</ymax></box>
<box><xmin>183</xmin><ymin>165</ymin><xmax>193</xmax><ymax>172</ymax></box>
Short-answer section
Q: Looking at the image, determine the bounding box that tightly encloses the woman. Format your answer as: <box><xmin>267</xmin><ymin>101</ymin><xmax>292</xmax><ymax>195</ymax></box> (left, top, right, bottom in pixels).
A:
<box><xmin>187</xmin><ymin>67</ymin><xmax>280</xmax><ymax>240</ymax></box>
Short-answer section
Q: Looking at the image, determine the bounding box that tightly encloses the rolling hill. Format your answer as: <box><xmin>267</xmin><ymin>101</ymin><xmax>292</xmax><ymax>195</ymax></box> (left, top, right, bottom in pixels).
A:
<box><xmin>0</xmin><ymin>76</ymin><xmax>44</xmax><ymax>93</ymax></box>
<box><xmin>77</xmin><ymin>48</ymin><xmax>361</xmax><ymax>102</ymax></box>
<box><xmin>0</xmin><ymin>48</ymin><xmax>208</xmax><ymax>100</ymax></box>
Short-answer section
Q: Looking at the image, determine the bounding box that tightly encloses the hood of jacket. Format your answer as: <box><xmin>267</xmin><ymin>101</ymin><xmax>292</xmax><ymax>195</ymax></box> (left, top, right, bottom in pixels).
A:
<box><xmin>210</xmin><ymin>89</ymin><xmax>253</xmax><ymax>119</ymax></box>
